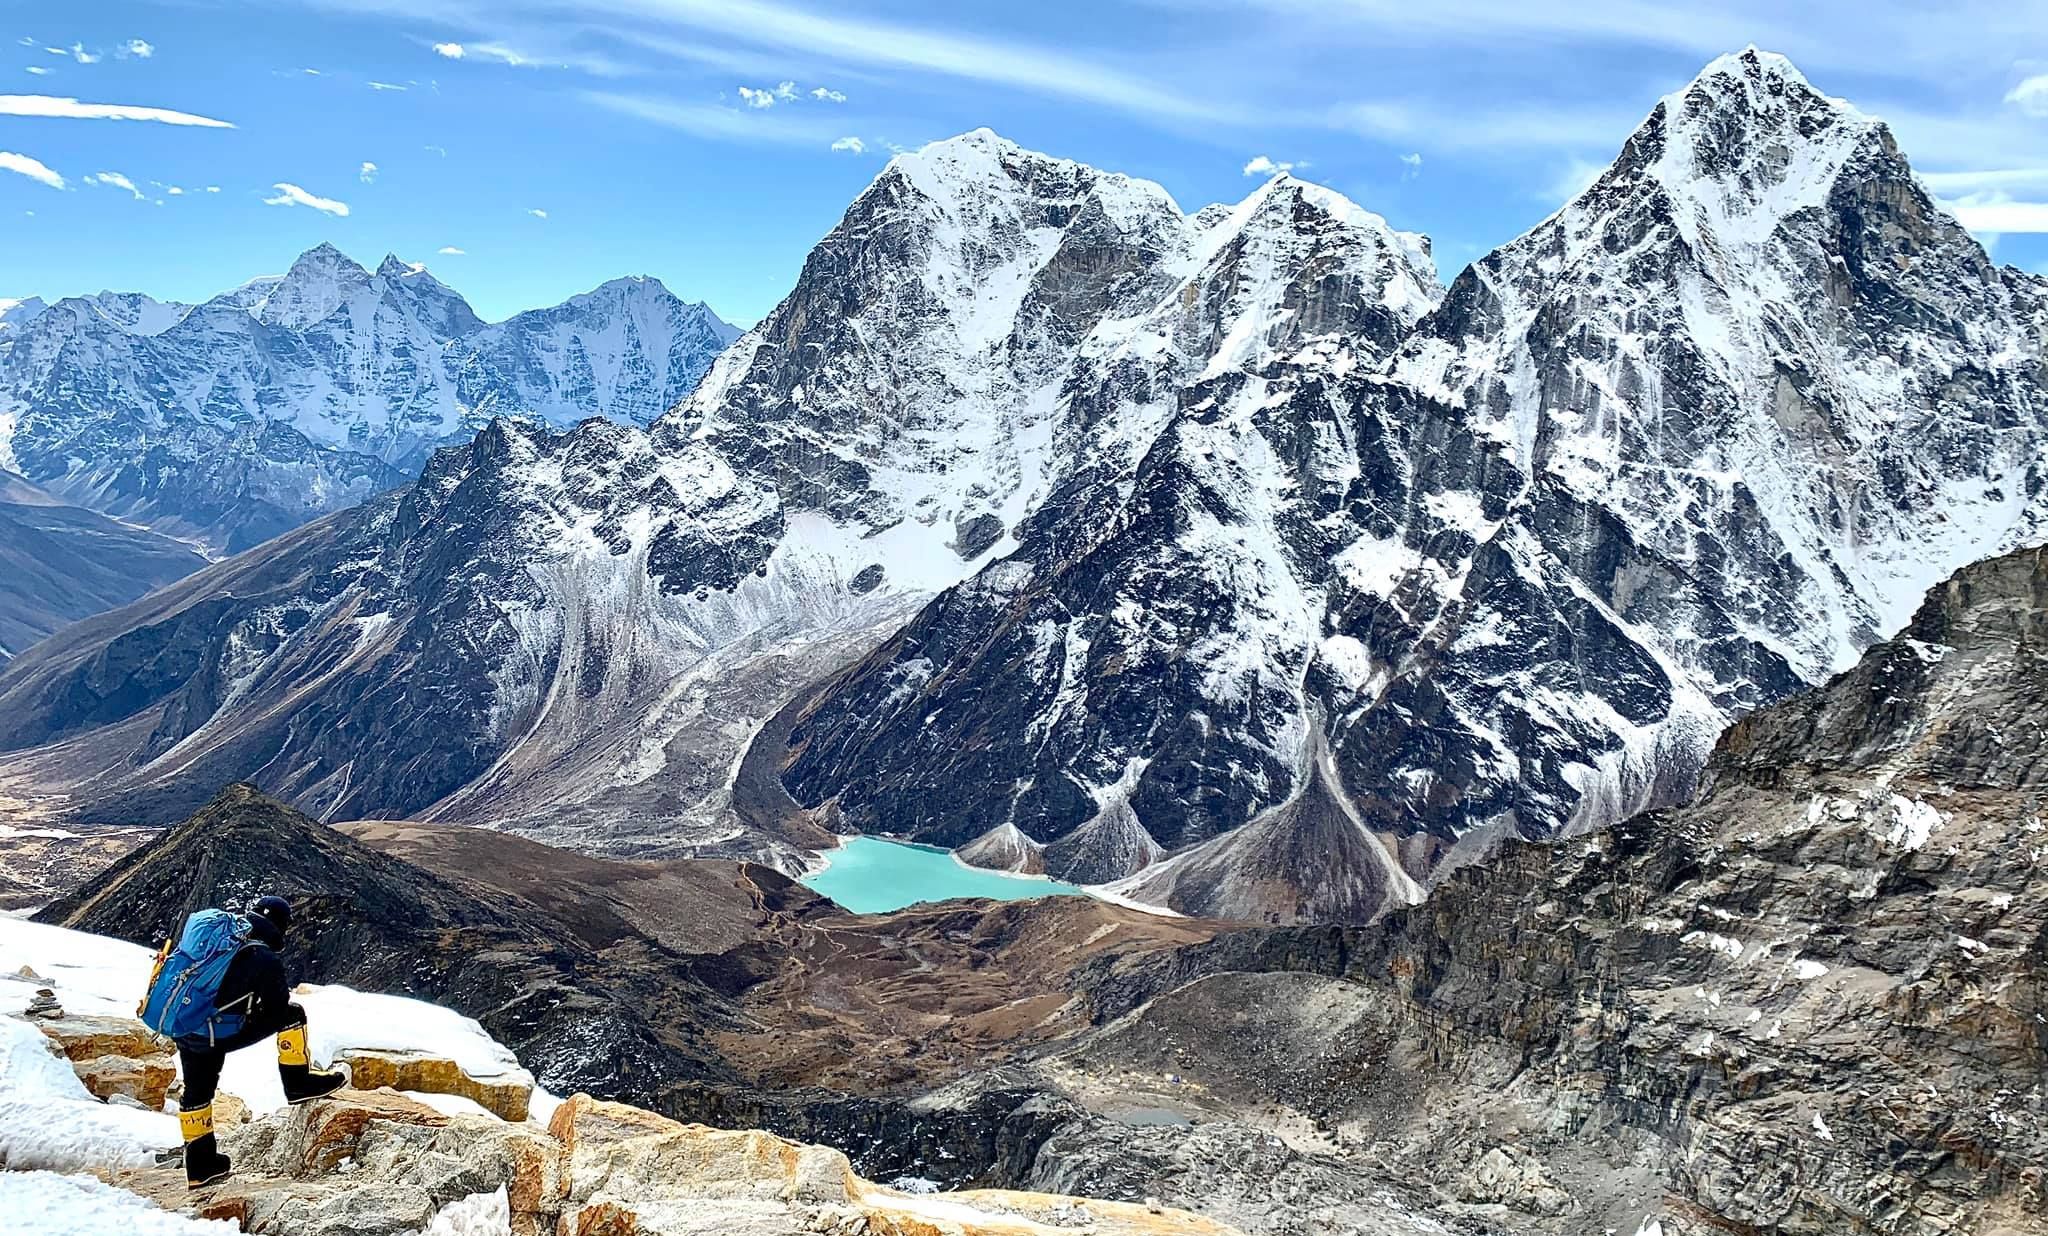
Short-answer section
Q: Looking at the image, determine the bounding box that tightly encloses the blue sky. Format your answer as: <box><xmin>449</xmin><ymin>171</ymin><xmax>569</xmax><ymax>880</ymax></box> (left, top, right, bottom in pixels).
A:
<box><xmin>3</xmin><ymin>0</ymin><xmax>2046</xmax><ymax>325</ymax></box>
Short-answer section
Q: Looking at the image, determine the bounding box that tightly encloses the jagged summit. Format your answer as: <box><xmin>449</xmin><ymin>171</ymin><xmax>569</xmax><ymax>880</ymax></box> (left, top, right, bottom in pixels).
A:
<box><xmin>251</xmin><ymin>242</ymin><xmax>376</xmax><ymax>328</ymax></box>
<box><xmin>1612</xmin><ymin>47</ymin><xmax>1886</xmax><ymax>249</ymax></box>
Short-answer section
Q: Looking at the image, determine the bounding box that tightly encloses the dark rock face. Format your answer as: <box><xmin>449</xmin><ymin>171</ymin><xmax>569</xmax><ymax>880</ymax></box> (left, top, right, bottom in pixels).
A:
<box><xmin>0</xmin><ymin>248</ymin><xmax>736</xmax><ymax>552</ymax></box>
<box><xmin>663</xmin><ymin>1074</ymin><xmax>1083</xmax><ymax>1191</ymax></box>
<box><xmin>1069</xmin><ymin>543</ymin><xmax>2048</xmax><ymax>1233</ymax></box>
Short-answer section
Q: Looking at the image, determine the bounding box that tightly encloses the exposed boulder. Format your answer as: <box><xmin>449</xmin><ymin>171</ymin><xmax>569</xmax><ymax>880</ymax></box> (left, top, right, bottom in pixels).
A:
<box><xmin>34</xmin><ymin>1011</ymin><xmax>177</xmax><ymax>1110</ymax></box>
<box><xmin>337</xmin><ymin>1050</ymin><xmax>532</xmax><ymax>1123</ymax></box>
<box><xmin>33</xmin><ymin>1011</ymin><xmax>161</xmax><ymax>1063</ymax></box>
<box><xmin>1456</xmin><ymin>1146</ymin><xmax>1572</xmax><ymax>1217</ymax></box>
<box><xmin>70</xmin><ymin>1052</ymin><xmax>177</xmax><ymax>1111</ymax></box>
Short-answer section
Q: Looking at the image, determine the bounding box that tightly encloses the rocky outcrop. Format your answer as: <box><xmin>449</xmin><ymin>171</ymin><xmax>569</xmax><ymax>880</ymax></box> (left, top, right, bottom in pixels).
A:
<box><xmin>336</xmin><ymin>1050</ymin><xmax>532</xmax><ymax>1123</ymax></box>
<box><xmin>33</xmin><ymin>1012</ymin><xmax>177</xmax><ymax>1110</ymax></box>
<box><xmin>1069</xmin><ymin>543</ymin><xmax>2048</xmax><ymax>1234</ymax></box>
<box><xmin>117</xmin><ymin>1089</ymin><xmax>1241</xmax><ymax>1236</ymax></box>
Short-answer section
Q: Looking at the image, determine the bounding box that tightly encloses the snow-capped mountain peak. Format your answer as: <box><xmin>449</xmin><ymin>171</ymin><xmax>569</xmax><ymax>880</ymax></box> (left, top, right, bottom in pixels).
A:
<box><xmin>252</xmin><ymin>242</ymin><xmax>376</xmax><ymax>328</ymax></box>
<box><xmin>1616</xmin><ymin>45</ymin><xmax>1883</xmax><ymax>251</ymax></box>
<box><xmin>372</xmin><ymin>256</ymin><xmax>486</xmax><ymax>338</ymax></box>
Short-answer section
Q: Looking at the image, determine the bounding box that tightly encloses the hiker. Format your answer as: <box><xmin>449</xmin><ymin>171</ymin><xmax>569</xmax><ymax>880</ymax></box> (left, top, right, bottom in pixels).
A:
<box><xmin>140</xmin><ymin>894</ymin><xmax>349</xmax><ymax>1187</ymax></box>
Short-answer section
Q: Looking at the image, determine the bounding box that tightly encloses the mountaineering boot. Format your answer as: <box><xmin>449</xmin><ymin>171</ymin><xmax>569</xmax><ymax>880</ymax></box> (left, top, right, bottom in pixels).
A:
<box><xmin>181</xmin><ymin>1104</ymin><xmax>231</xmax><ymax>1188</ymax></box>
<box><xmin>276</xmin><ymin>1024</ymin><xmax>348</xmax><ymax>1104</ymax></box>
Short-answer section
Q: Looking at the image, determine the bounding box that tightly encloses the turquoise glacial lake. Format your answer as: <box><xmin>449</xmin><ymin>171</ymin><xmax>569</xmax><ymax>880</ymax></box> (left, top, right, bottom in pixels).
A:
<box><xmin>800</xmin><ymin>836</ymin><xmax>1088</xmax><ymax>914</ymax></box>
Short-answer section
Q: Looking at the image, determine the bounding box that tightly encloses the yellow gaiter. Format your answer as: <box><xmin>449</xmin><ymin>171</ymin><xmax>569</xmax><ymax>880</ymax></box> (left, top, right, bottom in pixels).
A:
<box><xmin>179</xmin><ymin>1104</ymin><xmax>214</xmax><ymax>1143</ymax></box>
<box><xmin>276</xmin><ymin>1025</ymin><xmax>310</xmax><ymax>1067</ymax></box>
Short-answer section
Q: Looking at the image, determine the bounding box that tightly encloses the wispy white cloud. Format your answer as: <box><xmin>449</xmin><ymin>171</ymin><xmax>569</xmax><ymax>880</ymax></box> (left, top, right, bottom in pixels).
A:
<box><xmin>205</xmin><ymin>185</ymin><xmax>219</xmax><ymax>192</ymax></box>
<box><xmin>465</xmin><ymin>42</ymin><xmax>530</xmax><ymax>65</ymax></box>
<box><xmin>69</xmin><ymin>43</ymin><xmax>99</xmax><ymax>65</ymax></box>
<box><xmin>830</xmin><ymin>135</ymin><xmax>864</xmax><ymax>153</ymax></box>
<box><xmin>368</xmin><ymin>80</ymin><xmax>409</xmax><ymax>91</ymax></box>
<box><xmin>581</xmin><ymin>90</ymin><xmax>852</xmax><ymax>145</ymax></box>
<box><xmin>423</xmin><ymin>143</ymin><xmax>447</xmax><ymax>157</ymax></box>
<box><xmin>359</xmin><ymin>160</ymin><xmax>379</xmax><ymax>183</ymax></box>
<box><xmin>1919</xmin><ymin>168</ymin><xmax>2048</xmax><ymax>195</ymax></box>
<box><xmin>428</xmin><ymin>36</ymin><xmax>623</xmax><ymax>74</ymax></box>
<box><xmin>1943</xmin><ymin>192</ymin><xmax>2048</xmax><ymax>234</ymax></box>
<box><xmin>527</xmin><ymin>207</ymin><xmax>547</xmax><ymax>218</ymax></box>
<box><xmin>740</xmin><ymin>79</ymin><xmax>836</xmax><ymax>108</ymax></box>
<box><xmin>0</xmin><ymin>94</ymin><xmax>234</xmax><ymax>126</ymax></box>
<box><xmin>120</xmin><ymin>39</ymin><xmax>154</xmax><ymax>59</ymax></box>
<box><xmin>552</xmin><ymin>0</ymin><xmax>1227</xmax><ymax>124</ymax></box>
<box><xmin>1242</xmin><ymin>155</ymin><xmax>1295</xmax><ymax>176</ymax></box>
<box><xmin>24</xmin><ymin>66</ymin><xmax>48</xmax><ymax>76</ymax></box>
<box><xmin>84</xmin><ymin>170</ymin><xmax>143</xmax><ymax>198</ymax></box>
<box><xmin>0</xmin><ymin>151</ymin><xmax>64</xmax><ymax>189</ymax></box>
<box><xmin>437</xmin><ymin>245</ymin><xmax>465</xmax><ymax>254</ymax></box>
<box><xmin>264</xmin><ymin>181</ymin><xmax>350</xmax><ymax>215</ymax></box>
<box><xmin>1333</xmin><ymin>95</ymin><xmax>1641</xmax><ymax>154</ymax></box>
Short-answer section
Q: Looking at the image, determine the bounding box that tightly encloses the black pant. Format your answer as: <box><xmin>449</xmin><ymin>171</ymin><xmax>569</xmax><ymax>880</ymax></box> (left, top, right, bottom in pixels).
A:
<box><xmin>177</xmin><ymin>1002</ymin><xmax>306</xmax><ymax>1111</ymax></box>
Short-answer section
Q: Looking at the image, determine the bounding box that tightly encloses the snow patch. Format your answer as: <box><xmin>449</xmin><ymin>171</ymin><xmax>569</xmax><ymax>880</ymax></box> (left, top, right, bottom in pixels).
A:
<box><xmin>416</xmin><ymin>1185</ymin><xmax>512</xmax><ymax>1236</ymax></box>
<box><xmin>0</xmin><ymin>1172</ymin><xmax>239</xmax><ymax>1234</ymax></box>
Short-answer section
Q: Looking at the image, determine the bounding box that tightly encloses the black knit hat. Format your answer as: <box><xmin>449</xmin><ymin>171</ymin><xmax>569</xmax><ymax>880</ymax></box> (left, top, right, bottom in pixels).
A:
<box><xmin>251</xmin><ymin>894</ymin><xmax>292</xmax><ymax>933</ymax></box>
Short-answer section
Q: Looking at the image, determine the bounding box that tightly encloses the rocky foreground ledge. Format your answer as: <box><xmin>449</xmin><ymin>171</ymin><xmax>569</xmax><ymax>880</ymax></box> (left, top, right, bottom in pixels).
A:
<box><xmin>116</xmin><ymin>1087</ymin><xmax>1237</xmax><ymax>1236</ymax></box>
<box><xmin>13</xmin><ymin>982</ymin><xmax>1237</xmax><ymax>1234</ymax></box>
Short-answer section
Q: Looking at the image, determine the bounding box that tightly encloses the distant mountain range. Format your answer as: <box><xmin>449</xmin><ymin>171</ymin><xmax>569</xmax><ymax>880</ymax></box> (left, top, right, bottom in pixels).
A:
<box><xmin>0</xmin><ymin>249</ymin><xmax>737</xmax><ymax>552</ymax></box>
<box><xmin>0</xmin><ymin>51</ymin><xmax>2041</xmax><ymax>928</ymax></box>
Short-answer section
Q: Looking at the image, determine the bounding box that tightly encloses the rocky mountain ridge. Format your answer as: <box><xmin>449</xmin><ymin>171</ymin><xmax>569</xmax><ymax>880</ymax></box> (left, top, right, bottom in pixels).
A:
<box><xmin>0</xmin><ymin>51</ymin><xmax>2042</xmax><ymax>927</ymax></box>
<box><xmin>0</xmin><ymin>248</ymin><xmax>737</xmax><ymax>552</ymax></box>
<box><xmin>1062</xmin><ymin>541</ymin><xmax>2048</xmax><ymax>1233</ymax></box>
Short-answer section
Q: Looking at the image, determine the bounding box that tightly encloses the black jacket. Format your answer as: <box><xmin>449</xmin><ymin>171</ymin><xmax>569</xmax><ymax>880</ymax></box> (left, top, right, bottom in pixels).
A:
<box><xmin>213</xmin><ymin>913</ymin><xmax>290</xmax><ymax>1031</ymax></box>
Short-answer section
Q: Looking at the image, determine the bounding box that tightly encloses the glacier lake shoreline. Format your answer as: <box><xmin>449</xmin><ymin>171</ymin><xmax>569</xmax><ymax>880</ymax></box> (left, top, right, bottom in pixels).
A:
<box><xmin>799</xmin><ymin>835</ymin><xmax>1088</xmax><ymax>913</ymax></box>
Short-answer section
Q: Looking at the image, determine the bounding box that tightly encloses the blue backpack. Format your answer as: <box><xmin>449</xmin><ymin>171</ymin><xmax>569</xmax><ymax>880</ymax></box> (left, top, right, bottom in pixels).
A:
<box><xmin>138</xmin><ymin>908</ymin><xmax>256</xmax><ymax>1045</ymax></box>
